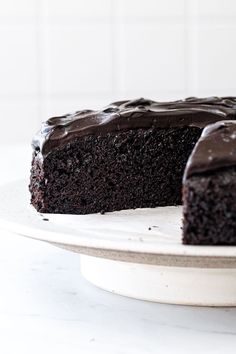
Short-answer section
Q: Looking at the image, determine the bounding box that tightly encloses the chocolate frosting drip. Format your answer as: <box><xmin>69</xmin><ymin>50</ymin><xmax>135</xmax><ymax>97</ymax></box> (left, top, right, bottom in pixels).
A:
<box><xmin>33</xmin><ymin>97</ymin><xmax>236</xmax><ymax>157</ymax></box>
<box><xmin>184</xmin><ymin>121</ymin><xmax>236</xmax><ymax>181</ymax></box>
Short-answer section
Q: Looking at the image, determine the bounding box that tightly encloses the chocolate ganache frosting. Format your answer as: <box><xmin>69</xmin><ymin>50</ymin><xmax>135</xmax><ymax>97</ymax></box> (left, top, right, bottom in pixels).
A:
<box><xmin>33</xmin><ymin>97</ymin><xmax>236</xmax><ymax>157</ymax></box>
<box><xmin>184</xmin><ymin>120</ymin><xmax>236</xmax><ymax>181</ymax></box>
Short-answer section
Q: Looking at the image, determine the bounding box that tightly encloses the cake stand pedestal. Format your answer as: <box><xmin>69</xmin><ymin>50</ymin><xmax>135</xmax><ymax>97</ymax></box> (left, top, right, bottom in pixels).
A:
<box><xmin>80</xmin><ymin>255</ymin><xmax>236</xmax><ymax>306</ymax></box>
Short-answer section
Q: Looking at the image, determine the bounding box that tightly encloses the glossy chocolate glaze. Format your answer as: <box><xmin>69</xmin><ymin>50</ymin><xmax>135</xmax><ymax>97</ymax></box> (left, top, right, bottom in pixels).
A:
<box><xmin>32</xmin><ymin>97</ymin><xmax>236</xmax><ymax>157</ymax></box>
<box><xmin>184</xmin><ymin>121</ymin><xmax>236</xmax><ymax>180</ymax></box>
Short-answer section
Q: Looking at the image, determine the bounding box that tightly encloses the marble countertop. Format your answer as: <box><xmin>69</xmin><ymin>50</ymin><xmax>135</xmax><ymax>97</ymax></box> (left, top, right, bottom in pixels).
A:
<box><xmin>0</xmin><ymin>145</ymin><xmax>236</xmax><ymax>354</ymax></box>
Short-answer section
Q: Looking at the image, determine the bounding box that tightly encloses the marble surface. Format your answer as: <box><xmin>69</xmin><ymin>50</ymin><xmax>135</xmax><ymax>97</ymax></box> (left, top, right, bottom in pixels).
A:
<box><xmin>0</xmin><ymin>145</ymin><xmax>236</xmax><ymax>354</ymax></box>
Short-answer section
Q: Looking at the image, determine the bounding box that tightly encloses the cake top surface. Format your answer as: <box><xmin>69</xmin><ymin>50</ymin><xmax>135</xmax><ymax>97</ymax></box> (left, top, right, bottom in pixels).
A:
<box><xmin>33</xmin><ymin>96</ymin><xmax>236</xmax><ymax>156</ymax></box>
<box><xmin>184</xmin><ymin>120</ymin><xmax>236</xmax><ymax>180</ymax></box>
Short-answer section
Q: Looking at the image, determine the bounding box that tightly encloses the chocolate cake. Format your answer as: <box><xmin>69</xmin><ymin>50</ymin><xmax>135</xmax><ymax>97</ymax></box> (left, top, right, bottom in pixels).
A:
<box><xmin>183</xmin><ymin>121</ymin><xmax>236</xmax><ymax>245</ymax></box>
<box><xmin>30</xmin><ymin>97</ymin><xmax>236</xmax><ymax>216</ymax></box>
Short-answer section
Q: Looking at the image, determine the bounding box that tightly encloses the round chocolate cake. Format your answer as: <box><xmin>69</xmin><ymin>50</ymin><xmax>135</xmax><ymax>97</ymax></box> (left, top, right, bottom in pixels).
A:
<box><xmin>29</xmin><ymin>97</ymin><xmax>236</xmax><ymax>245</ymax></box>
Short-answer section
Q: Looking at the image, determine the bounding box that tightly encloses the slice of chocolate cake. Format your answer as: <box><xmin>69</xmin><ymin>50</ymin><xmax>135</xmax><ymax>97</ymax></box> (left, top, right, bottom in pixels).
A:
<box><xmin>183</xmin><ymin>121</ymin><xmax>236</xmax><ymax>245</ymax></box>
<box><xmin>30</xmin><ymin>97</ymin><xmax>236</xmax><ymax>215</ymax></box>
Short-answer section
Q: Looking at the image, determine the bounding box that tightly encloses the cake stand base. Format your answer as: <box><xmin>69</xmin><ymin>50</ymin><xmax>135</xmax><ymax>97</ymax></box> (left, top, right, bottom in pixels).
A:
<box><xmin>80</xmin><ymin>255</ymin><xmax>236</xmax><ymax>306</ymax></box>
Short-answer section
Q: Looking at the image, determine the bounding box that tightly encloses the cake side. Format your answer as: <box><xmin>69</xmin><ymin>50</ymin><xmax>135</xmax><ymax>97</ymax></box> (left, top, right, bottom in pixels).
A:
<box><xmin>183</xmin><ymin>121</ymin><xmax>236</xmax><ymax>245</ymax></box>
<box><xmin>182</xmin><ymin>167</ymin><xmax>236</xmax><ymax>245</ymax></box>
<box><xmin>30</xmin><ymin>127</ymin><xmax>201</xmax><ymax>214</ymax></box>
<box><xmin>30</xmin><ymin>153</ymin><xmax>46</xmax><ymax>211</ymax></box>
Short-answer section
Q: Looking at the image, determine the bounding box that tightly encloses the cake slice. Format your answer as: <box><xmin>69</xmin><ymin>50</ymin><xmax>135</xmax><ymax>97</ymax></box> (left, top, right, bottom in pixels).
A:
<box><xmin>30</xmin><ymin>97</ymin><xmax>236</xmax><ymax>215</ymax></box>
<box><xmin>183</xmin><ymin>121</ymin><xmax>236</xmax><ymax>245</ymax></box>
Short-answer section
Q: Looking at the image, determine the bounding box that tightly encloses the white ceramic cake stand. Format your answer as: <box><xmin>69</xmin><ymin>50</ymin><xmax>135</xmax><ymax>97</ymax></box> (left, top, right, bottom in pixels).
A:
<box><xmin>1</xmin><ymin>180</ymin><xmax>236</xmax><ymax>306</ymax></box>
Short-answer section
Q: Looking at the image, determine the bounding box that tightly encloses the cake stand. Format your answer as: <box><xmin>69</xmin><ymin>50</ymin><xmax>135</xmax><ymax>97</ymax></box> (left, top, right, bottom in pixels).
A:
<box><xmin>1</xmin><ymin>180</ymin><xmax>236</xmax><ymax>306</ymax></box>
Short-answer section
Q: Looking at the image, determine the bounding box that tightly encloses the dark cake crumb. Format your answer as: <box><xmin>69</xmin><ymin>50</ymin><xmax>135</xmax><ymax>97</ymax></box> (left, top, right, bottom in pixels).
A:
<box><xmin>30</xmin><ymin>127</ymin><xmax>201</xmax><ymax>214</ymax></box>
<box><xmin>183</xmin><ymin>167</ymin><xmax>236</xmax><ymax>245</ymax></box>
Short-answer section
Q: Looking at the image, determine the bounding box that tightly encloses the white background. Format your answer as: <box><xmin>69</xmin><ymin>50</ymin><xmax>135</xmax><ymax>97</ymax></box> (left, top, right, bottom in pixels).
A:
<box><xmin>1</xmin><ymin>0</ymin><xmax>236</xmax><ymax>144</ymax></box>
